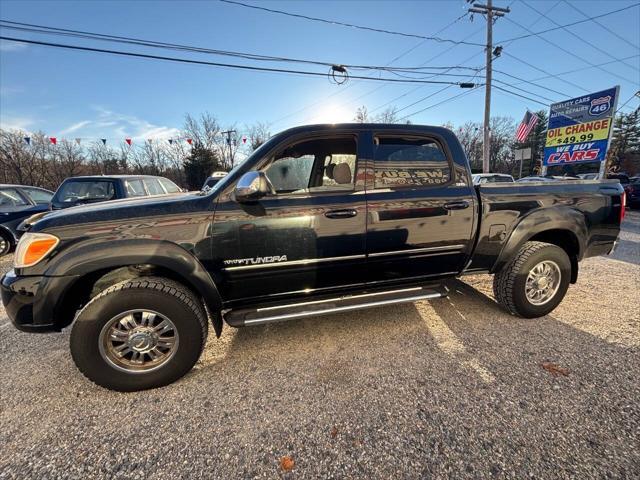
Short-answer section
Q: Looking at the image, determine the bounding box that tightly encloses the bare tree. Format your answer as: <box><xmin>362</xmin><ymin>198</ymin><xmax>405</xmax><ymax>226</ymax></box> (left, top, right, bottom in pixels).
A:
<box><xmin>246</xmin><ymin>121</ymin><xmax>271</xmax><ymax>151</ymax></box>
<box><xmin>457</xmin><ymin>121</ymin><xmax>483</xmax><ymax>170</ymax></box>
<box><xmin>183</xmin><ymin>113</ymin><xmax>220</xmax><ymax>152</ymax></box>
<box><xmin>86</xmin><ymin>141</ymin><xmax>122</xmax><ymax>175</ymax></box>
<box><xmin>353</xmin><ymin>105</ymin><xmax>406</xmax><ymax>124</ymax></box>
<box><xmin>50</xmin><ymin>139</ymin><xmax>86</xmax><ymax>186</ymax></box>
<box><xmin>354</xmin><ymin>106</ymin><xmax>369</xmax><ymax>123</ymax></box>
<box><xmin>375</xmin><ymin>106</ymin><xmax>401</xmax><ymax>124</ymax></box>
<box><xmin>0</xmin><ymin>130</ymin><xmax>52</xmax><ymax>188</ymax></box>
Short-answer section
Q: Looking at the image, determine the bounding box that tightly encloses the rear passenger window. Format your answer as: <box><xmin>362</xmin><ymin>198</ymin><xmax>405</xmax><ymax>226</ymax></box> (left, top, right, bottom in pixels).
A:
<box><xmin>159</xmin><ymin>178</ymin><xmax>181</xmax><ymax>193</ymax></box>
<box><xmin>374</xmin><ymin>136</ymin><xmax>450</xmax><ymax>188</ymax></box>
<box><xmin>126</xmin><ymin>179</ymin><xmax>146</xmax><ymax>197</ymax></box>
<box><xmin>143</xmin><ymin>178</ymin><xmax>165</xmax><ymax>195</ymax></box>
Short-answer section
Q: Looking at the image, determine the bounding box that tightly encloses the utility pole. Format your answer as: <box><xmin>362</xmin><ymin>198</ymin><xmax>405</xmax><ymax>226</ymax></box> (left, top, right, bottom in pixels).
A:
<box><xmin>468</xmin><ymin>1</ymin><xmax>510</xmax><ymax>173</ymax></box>
<box><xmin>220</xmin><ymin>129</ymin><xmax>237</xmax><ymax>169</ymax></box>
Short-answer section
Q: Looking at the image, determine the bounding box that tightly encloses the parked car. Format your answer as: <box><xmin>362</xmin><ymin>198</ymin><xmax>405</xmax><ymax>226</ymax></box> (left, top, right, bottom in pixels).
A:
<box><xmin>50</xmin><ymin>175</ymin><xmax>182</xmax><ymax>210</ymax></box>
<box><xmin>202</xmin><ymin>171</ymin><xmax>228</xmax><ymax>191</ymax></box>
<box><xmin>626</xmin><ymin>177</ymin><xmax>640</xmax><ymax>209</ymax></box>
<box><xmin>472</xmin><ymin>173</ymin><xmax>514</xmax><ymax>185</ymax></box>
<box><xmin>606</xmin><ymin>173</ymin><xmax>630</xmax><ymax>185</ymax></box>
<box><xmin>577</xmin><ymin>173</ymin><xmax>599</xmax><ymax>180</ymax></box>
<box><xmin>1</xmin><ymin>123</ymin><xmax>624</xmax><ymax>391</ymax></box>
<box><xmin>517</xmin><ymin>175</ymin><xmax>579</xmax><ymax>182</ymax></box>
<box><xmin>0</xmin><ymin>185</ymin><xmax>53</xmax><ymax>256</ymax></box>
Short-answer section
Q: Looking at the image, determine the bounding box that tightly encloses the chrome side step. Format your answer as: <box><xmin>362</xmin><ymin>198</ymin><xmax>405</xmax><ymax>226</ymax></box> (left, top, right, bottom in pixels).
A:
<box><xmin>224</xmin><ymin>285</ymin><xmax>448</xmax><ymax>327</ymax></box>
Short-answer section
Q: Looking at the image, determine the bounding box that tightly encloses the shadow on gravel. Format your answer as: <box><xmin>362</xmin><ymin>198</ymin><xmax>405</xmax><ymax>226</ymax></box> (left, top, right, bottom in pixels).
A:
<box><xmin>609</xmin><ymin>238</ymin><xmax>639</xmax><ymax>265</ymax></box>
<box><xmin>198</xmin><ymin>277</ymin><xmax>638</xmax><ymax>395</ymax></box>
<box><xmin>2</xmin><ymin>275</ymin><xmax>638</xmax><ymax>478</ymax></box>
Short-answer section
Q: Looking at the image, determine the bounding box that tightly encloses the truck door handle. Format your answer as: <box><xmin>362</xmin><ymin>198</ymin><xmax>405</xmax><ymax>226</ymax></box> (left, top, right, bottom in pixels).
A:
<box><xmin>325</xmin><ymin>209</ymin><xmax>358</xmax><ymax>219</ymax></box>
<box><xmin>444</xmin><ymin>201</ymin><xmax>470</xmax><ymax>210</ymax></box>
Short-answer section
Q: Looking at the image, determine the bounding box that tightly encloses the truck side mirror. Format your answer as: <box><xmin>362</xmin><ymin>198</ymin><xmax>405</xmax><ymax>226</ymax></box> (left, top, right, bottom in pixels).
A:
<box><xmin>234</xmin><ymin>171</ymin><xmax>275</xmax><ymax>202</ymax></box>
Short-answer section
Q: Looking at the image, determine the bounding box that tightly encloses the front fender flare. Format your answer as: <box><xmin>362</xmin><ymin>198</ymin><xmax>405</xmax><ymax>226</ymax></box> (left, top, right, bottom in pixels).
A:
<box><xmin>44</xmin><ymin>238</ymin><xmax>224</xmax><ymax>336</ymax></box>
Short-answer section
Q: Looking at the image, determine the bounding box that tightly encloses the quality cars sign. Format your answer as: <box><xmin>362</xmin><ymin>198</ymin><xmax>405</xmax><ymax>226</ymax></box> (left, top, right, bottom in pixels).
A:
<box><xmin>543</xmin><ymin>86</ymin><xmax>619</xmax><ymax>166</ymax></box>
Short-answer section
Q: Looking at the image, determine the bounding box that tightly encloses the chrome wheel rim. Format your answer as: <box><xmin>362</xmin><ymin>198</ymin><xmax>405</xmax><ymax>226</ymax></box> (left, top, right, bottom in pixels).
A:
<box><xmin>525</xmin><ymin>260</ymin><xmax>561</xmax><ymax>306</ymax></box>
<box><xmin>0</xmin><ymin>237</ymin><xmax>8</xmax><ymax>255</ymax></box>
<box><xmin>99</xmin><ymin>309</ymin><xmax>179</xmax><ymax>373</ymax></box>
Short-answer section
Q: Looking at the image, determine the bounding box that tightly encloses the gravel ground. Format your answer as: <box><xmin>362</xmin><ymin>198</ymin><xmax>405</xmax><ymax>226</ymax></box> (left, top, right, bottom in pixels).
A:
<box><xmin>0</xmin><ymin>214</ymin><xmax>638</xmax><ymax>479</ymax></box>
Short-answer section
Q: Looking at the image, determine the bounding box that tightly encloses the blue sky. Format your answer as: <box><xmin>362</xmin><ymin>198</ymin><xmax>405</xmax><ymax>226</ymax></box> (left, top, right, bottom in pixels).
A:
<box><xmin>0</xmin><ymin>0</ymin><xmax>639</xmax><ymax>142</ymax></box>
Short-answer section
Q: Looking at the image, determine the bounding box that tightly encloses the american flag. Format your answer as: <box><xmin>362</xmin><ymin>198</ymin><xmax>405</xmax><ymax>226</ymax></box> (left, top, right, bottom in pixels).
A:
<box><xmin>515</xmin><ymin>110</ymin><xmax>539</xmax><ymax>143</ymax></box>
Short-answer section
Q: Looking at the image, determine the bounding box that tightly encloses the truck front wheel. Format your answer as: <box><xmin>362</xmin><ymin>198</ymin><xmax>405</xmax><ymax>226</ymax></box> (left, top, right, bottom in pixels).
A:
<box><xmin>493</xmin><ymin>241</ymin><xmax>571</xmax><ymax>318</ymax></box>
<box><xmin>70</xmin><ymin>277</ymin><xmax>208</xmax><ymax>391</ymax></box>
<box><xmin>0</xmin><ymin>230</ymin><xmax>13</xmax><ymax>257</ymax></box>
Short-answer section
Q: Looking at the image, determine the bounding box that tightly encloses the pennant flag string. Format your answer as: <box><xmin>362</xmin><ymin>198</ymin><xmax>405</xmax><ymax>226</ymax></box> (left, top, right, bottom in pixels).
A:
<box><xmin>21</xmin><ymin>136</ymin><xmax>248</xmax><ymax>147</ymax></box>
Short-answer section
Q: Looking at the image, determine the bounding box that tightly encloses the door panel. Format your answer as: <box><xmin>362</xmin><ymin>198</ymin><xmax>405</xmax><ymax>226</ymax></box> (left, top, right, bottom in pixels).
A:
<box><xmin>213</xmin><ymin>192</ymin><xmax>367</xmax><ymax>303</ymax></box>
<box><xmin>365</xmin><ymin>134</ymin><xmax>476</xmax><ymax>285</ymax></box>
<box><xmin>211</xmin><ymin>133</ymin><xmax>367</xmax><ymax>304</ymax></box>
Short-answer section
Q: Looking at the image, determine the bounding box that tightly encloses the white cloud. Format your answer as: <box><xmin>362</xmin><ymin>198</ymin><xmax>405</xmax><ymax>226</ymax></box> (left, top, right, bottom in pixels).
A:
<box><xmin>0</xmin><ymin>106</ymin><xmax>181</xmax><ymax>141</ymax></box>
<box><xmin>0</xmin><ymin>115</ymin><xmax>34</xmax><ymax>132</ymax></box>
<box><xmin>92</xmin><ymin>106</ymin><xmax>181</xmax><ymax>140</ymax></box>
<box><xmin>60</xmin><ymin>120</ymin><xmax>92</xmax><ymax>135</ymax></box>
<box><xmin>0</xmin><ymin>40</ymin><xmax>27</xmax><ymax>52</ymax></box>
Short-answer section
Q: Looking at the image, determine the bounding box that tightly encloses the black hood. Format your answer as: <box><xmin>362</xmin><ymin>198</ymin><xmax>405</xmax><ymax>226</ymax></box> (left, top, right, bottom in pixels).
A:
<box><xmin>31</xmin><ymin>192</ymin><xmax>214</xmax><ymax>233</ymax></box>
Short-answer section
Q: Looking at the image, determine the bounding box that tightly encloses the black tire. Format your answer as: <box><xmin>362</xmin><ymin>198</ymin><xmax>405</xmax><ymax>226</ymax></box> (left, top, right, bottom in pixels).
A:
<box><xmin>70</xmin><ymin>277</ymin><xmax>208</xmax><ymax>391</ymax></box>
<box><xmin>493</xmin><ymin>241</ymin><xmax>571</xmax><ymax>318</ymax></box>
<box><xmin>0</xmin><ymin>230</ymin><xmax>13</xmax><ymax>257</ymax></box>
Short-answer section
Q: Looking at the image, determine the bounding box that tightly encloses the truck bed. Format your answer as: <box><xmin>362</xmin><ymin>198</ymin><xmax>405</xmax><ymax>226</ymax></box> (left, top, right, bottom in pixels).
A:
<box><xmin>467</xmin><ymin>179</ymin><xmax>624</xmax><ymax>274</ymax></box>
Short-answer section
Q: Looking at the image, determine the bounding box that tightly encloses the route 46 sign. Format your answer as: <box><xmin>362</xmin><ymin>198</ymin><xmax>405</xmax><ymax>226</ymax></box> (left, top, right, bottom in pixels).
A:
<box><xmin>543</xmin><ymin>86</ymin><xmax>619</xmax><ymax>166</ymax></box>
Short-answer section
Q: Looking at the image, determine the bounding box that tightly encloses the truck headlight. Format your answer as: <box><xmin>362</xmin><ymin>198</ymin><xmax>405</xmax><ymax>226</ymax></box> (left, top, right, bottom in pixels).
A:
<box><xmin>14</xmin><ymin>233</ymin><xmax>60</xmax><ymax>268</ymax></box>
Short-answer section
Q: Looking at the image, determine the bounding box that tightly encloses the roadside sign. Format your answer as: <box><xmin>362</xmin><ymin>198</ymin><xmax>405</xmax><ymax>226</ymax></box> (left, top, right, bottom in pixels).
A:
<box><xmin>542</xmin><ymin>86</ymin><xmax>619</xmax><ymax>171</ymax></box>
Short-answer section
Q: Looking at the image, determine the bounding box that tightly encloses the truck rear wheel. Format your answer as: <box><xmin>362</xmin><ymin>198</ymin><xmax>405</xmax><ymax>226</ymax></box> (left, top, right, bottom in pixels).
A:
<box><xmin>493</xmin><ymin>241</ymin><xmax>571</xmax><ymax>318</ymax></box>
<box><xmin>70</xmin><ymin>277</ymin><xmax>208</xmax><ymax>391</ymax></box>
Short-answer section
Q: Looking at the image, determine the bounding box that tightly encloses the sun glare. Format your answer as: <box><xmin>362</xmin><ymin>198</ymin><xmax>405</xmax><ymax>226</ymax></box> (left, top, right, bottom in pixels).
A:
<box><xmin>311</xmin><ymin>103</ymin><xmax>353</xmax><ymax>124</ymax></box>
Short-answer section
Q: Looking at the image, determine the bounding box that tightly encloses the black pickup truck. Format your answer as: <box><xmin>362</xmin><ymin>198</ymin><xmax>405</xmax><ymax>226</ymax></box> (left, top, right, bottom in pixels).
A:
<box><xmin>1</xmin><ymin>124</ymin><xmax>625</xmax><ymax>391</ymax></box>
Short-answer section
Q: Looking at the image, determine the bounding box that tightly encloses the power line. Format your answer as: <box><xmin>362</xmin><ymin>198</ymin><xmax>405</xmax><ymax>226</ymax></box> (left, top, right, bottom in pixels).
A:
<box><xmin>0</xmin><ymin>19</ymin><xmax>482</xmax><ymax>74</ymax></box>
<box><xmin>493</xmin><ymin>69</ymin><xmax>569</xmax><ymax>98</ymax></box>
<box><xmin>219</xmin><ymin>0</ymin><xmax>486</xmax><ymax>47</ymax></box>
<box><xmin>398</xmin><ymin>86</ymin><xmax>484</xmax><ymax>122</ymax></box>
<box><xmin>393</xmin><ymin>85</ymin><xmax>454</xmax><ymax>115</ymax></box>
<box><xmin>520</xmin><ymin>0</ymin><xmax>639</xmax><ymax>73</ymax></box>
<box><xmin>504</xmin><ymin>16</ymin><xmax>631</xmax><ymax>85</ymax></box>
<box><xmin>370</xmin><ymin>0</ymin><xmax>519</xmax><ymax>125</ymax></box>
<box><xmin>497</xmin><ymin>2</ymin><xmax>640</xmax><ymax>43</ymax></box>
<box><xmin>497</xmin><ymin>55</ymin><xmax>640</xmax><ymax>111</ymax></box>
<box><xmin>492</xmin><ymin>84</ymin><xmax>549</xmax><ymax>107</ymax></box>
<box><xmin>561</xmin><ymin>0</ymin><xmax>640</xmax><ymax>50</ymax></box>
<box><xmin>377</xmin><ymin>56</ymin><xmax>485</xmax><ymax>119</ymax></box>
<box><xmin>502</xmin><ymin>51</ymin><xmax>588</xmax><ymax>93</ymax></box>
<box><xmin>492</xmin><ymin>78</ymin><xmax>557</xmax><ymax>104</ymax></box>
<box><xmin>359</xmin><ymin>15</ymin><xmax>489</xmax><ymax>118</ymax></box>
<box><xmin>616</xmin><ymin>91</ymin><xmax>640</xmax><ymax>113</ymax></box>
<box><xmin>528</xmin><ymin>54</ymin><xmax>640</xmax><ymax>82</ymax></box>
<box><xmin>0</xmin><ymin>35</ymin><xmax>478</xmax><ymax>87</ymax></box>
<box><xmin>270</xmin><ymin>12</ymin><xmax>476</xmax><ymax>128</ymax></box>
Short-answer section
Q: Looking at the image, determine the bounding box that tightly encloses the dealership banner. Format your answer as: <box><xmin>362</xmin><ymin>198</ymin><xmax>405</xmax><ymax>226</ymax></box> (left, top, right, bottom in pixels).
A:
<box><xmin>543</xmin><ymin>86</ymin><xmax>619</xmax><ymax>166</ymax></box>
